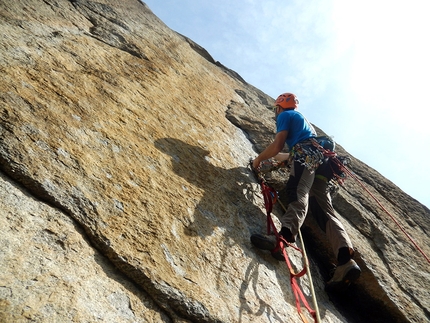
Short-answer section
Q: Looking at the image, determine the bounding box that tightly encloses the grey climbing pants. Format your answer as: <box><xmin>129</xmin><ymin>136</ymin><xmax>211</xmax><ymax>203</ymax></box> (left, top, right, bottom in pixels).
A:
<box><xmin>280</xmin><ymin>160</ymin><xmax>353</xmax><ymax>256</ymax></box>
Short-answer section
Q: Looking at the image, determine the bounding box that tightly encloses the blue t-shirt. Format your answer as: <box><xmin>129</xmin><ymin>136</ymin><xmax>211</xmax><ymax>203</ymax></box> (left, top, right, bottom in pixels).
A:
<box><xmin>276</xmin><ymin>109</ymin><xmax>316</xmax><ymax>149</ymax></box>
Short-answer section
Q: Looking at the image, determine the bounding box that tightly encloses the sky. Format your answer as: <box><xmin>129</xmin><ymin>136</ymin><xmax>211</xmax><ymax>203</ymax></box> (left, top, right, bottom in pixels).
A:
<box><xmin>142</xmin><ymin>0</ymin><xmax>430</xmax><ymax>209</ymax></box>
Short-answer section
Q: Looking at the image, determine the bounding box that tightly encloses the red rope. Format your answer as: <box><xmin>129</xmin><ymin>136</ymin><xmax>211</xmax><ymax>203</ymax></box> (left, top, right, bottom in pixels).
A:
<box><xmin>336</xmin><ymin>160</ymin><xmax>430</xmax><ymax>265</ymax></box>
<box><xmin>261</xmin><ymin>182</ymin><xmax>276</xmax><ymax>234</ymax></box>
<box><xmin>260</xmin><ymin>182</ymin><xmax>317</xmax><ymax>323</ymax></box>
<box><xmin>312</xmin><ymin>140</ymin><xmax>430</xmax><ymax>265</ymax></box>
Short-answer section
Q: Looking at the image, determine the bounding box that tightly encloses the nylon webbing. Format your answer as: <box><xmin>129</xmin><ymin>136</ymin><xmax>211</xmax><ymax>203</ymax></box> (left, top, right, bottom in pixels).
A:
<box><xmin>260</xmin><ymin>181</ymin><xmax>319</xmax><ymax>323</ymax></box>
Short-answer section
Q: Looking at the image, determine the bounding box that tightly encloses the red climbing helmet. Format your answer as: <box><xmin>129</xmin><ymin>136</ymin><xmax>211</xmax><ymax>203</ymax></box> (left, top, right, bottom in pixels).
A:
<box><xmin>275</xmin><ymin>93</ymin><xmax>299</xmax><ymax>109</ymax></box>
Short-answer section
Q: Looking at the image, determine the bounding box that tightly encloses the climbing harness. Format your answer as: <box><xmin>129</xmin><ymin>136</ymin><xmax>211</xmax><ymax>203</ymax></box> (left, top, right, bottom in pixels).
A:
<box><xmin>251</xmin><ymin>161</ymin><xmax>320</xmax><ymax>323</ymax></box>
<box><xmin>290</xmin><ymin>139</ymin><xmax>325</xmax><ymax>173</ymax></box>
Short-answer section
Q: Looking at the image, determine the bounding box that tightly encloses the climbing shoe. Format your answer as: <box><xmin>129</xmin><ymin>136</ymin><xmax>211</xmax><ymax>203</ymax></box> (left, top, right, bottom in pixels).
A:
<box><xmin>250</xmin><ymin>234</ymin><xmax>285</xmax><ymax>261</ymax></box>
<box><xmin>325</xmin><ymin>259</ymin><xmax>361</xmax><ymax>292</ymax></box>
<box><xmin>279</xmin><ymin>227</ymin><xmax>296</xmax><ymax>243</ymax></box>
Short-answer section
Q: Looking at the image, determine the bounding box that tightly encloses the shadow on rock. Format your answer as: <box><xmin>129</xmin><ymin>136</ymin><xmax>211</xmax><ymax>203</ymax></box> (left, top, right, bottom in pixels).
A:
<box><xmin>154</xmin><ymin>137</ymin><xmax>264</xmax><ymax>238</ymax></box>
<box><xmin>154</xmin><ymin>138</ymin><xmax>312</xmax><ymax>321</ymax></box>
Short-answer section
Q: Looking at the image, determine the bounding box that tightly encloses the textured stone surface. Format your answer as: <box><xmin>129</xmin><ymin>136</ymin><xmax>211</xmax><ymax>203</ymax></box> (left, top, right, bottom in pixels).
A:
<box><xmin>0</xmin><ymin>172</ymin><xmax>169</xmax><ymax>323</ymax></box>
<box><xmin>0</xmin><ymin>0</ymin><xmax>429</xmax><ymax>322</ymax></box>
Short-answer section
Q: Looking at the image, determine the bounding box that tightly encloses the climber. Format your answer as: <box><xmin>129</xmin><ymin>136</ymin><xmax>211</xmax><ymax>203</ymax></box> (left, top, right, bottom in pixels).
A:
<box><xmin>251</xmin><ymin>92</ymin><xmax>361</xmax><ymax>291</ymax></box>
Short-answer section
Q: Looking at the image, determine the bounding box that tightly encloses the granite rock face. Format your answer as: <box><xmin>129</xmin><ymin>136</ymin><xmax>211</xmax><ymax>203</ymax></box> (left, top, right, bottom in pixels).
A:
<box><xmin>1</xmin><ymin>1</ymin><xmax>429</xmax><ymax>322</ymax></box>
